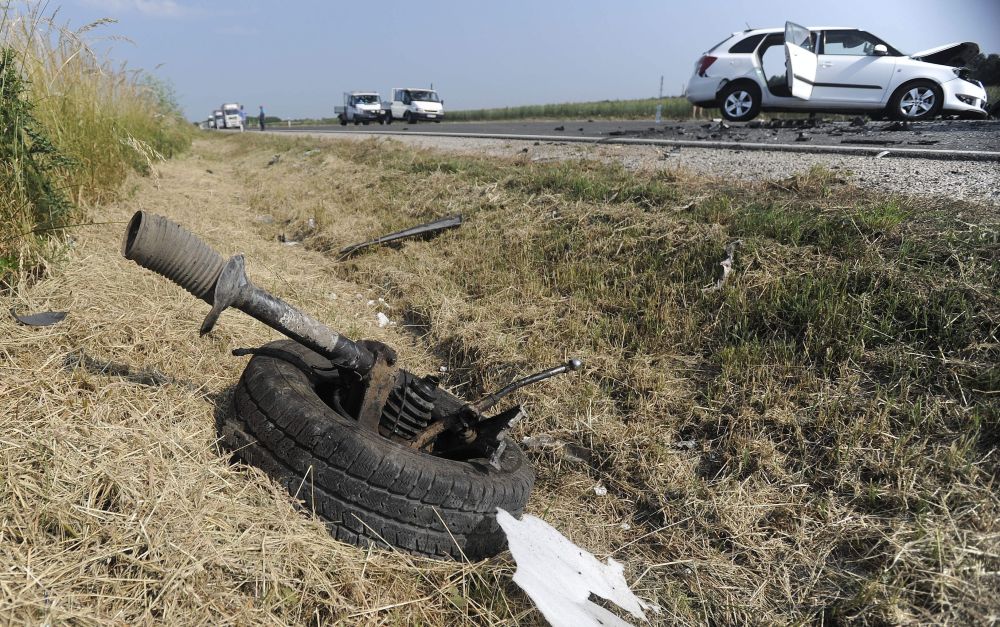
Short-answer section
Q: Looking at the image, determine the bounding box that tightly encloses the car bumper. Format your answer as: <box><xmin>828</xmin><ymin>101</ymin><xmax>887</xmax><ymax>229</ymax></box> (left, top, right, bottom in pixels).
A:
<box><xmin>685</xmin><ymin>74</ymin><xmax>724</xmax><ymax>107</ymax></box>
<box><xmin>412</xmin><ymin>111</ymin><xmax>444</xmax><ymax>120</ymax></box>
<box><xmin>941</xmin><ymin>79</ymin><xmax>989</xmax><ymax>118</ymax></box>
<box><xmin>354</xmin><ymin>112</ymin><xmax>385</xmax><ymax>120</ymax></box>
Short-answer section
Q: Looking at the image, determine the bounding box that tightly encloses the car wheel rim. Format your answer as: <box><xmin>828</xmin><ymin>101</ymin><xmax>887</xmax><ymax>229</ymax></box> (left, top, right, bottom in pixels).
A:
<box><xmin>900</xmin><ymin>87</ymin><xmax>935</xmax><ymax>118</ymax></box>
<box><xmin>724</xmin><ymin>91</ymin><xmax>752</xmax><ymax>117</ymax></box>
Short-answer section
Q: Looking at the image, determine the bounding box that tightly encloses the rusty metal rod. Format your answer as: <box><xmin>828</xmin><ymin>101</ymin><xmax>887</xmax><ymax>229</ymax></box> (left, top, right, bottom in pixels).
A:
<box><xmin>473</xmin><ymin>359</ymin><xmax>583</xmax><ymax>412</ymax></box>
<box><xmin>122</xmin><ymin>211</ymin><xmax>375</xmax><ymax>374</ymax></box>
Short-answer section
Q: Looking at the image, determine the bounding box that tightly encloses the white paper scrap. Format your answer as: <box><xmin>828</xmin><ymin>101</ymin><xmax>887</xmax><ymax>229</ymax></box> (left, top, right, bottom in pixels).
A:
<box><xmin>496</xmin><ymin>508</ymin><xmax>658</xmax><ymax>627</ymax></box>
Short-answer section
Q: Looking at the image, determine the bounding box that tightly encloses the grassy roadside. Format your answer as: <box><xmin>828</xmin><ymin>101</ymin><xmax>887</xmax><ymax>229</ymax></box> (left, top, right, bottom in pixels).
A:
<box><xmin>446</xmin><ymin>97</ymin><xmax>694</xmax><ymax>121</ymax></box>
<box><xmin>0</xmin><ymin>4</ymin><xmax>191</xmax><ymax>289</ymax></box>
<box><xmin>232</xmin><ymin>134</ymin><xmax>998</xmax><ymax>624</ymax></box>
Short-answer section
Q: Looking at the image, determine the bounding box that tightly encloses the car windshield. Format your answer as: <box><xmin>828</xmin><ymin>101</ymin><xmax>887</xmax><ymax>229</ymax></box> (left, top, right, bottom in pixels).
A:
<box><xmin>224</xmin><ymin>108</ymin><xmax>239</xmax><ymax>115</ymax></box>
<box><xmin>353</xmin><ymin>95</ymin><xmax>379</xmax><ymax>104</ymax></box>
<box><xmin>407</xmin><ymin>90</ymin><xmax>440</xmax><ymax>102</ymax></box>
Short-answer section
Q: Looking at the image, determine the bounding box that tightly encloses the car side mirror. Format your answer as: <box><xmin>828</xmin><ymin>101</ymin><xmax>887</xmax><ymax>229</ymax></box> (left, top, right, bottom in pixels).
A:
<box><xmin>873</xmin><ymin>44</ymin><xmax>888</xmax><ymax>56</ymax></box>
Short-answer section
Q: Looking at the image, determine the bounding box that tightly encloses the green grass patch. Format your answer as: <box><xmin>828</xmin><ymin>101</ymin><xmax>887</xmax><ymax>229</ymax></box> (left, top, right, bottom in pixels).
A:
<box><xmin>446</xmin><ymin>96</ymin><xmax>694</xmax><ymax>121</ymax></box>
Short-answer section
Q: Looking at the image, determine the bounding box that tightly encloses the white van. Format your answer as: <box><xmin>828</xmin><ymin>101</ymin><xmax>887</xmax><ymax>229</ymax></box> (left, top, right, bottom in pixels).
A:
<box><xmin>386</xmin><ymin>88</ymin><xmax>444</xmax><ymax>124</ymax></box>
<box><xmin>335</xmin><ymin>92</ymin><xmax>386</xmax><ymax>125</ymax></box>
<box><xmin>221</xmin><ymin>103</ymin><xmax>242</xmax><ymax>129</ymax></box>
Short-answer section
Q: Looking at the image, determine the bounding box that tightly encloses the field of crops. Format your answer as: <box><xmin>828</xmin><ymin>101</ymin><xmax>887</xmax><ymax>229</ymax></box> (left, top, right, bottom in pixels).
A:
<box><xmin>446</xmin><ymin>96</ymin><xmax>695</xmax><ymax>121</ymax></box>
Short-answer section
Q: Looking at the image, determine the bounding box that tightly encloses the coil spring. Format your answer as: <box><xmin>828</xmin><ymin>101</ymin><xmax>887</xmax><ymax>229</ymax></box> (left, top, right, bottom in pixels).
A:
<box><xmin>378</xmin><ymin>372</ymin><xmax>436</xmax><ymax>440</ymax></box>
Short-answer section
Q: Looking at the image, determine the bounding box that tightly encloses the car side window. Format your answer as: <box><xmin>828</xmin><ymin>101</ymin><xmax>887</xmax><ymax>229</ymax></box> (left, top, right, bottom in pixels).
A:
<box><xmin>728</xmin><ymin>33</ymin><xmax>766</xmax><ymax>54</ymax></box>
<box><xmin>822</xmin><ymin>30</ymin><xmax>882</xmax><ymax>56</ymax></box>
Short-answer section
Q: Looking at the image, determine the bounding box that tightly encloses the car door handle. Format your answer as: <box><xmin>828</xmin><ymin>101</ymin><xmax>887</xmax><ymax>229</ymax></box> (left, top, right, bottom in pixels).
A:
<box><xmin>820</xmin><ymin>62</ymin><xmax>834</xmax><ymax>67</ymax></box>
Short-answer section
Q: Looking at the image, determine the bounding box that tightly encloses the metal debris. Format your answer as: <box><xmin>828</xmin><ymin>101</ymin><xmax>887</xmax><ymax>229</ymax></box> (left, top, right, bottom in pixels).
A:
<box><xmin>702</xmin><ymin>241</ymin><xmax>741</xmax><ymax>292</ymax></box>
<box><xmin>10</xmin><ymin>308</ymin><xmax>67</xmax><ymax>327</ymax></box>
<box><xmin>63</xmin><ymin>350</ymin><xmax>177</xmax><ymax>387</ymax></box>
<box><xmin>337</xmin><ymin>214</ymin><xmax>463</xmax><ymax>258</ymax></box>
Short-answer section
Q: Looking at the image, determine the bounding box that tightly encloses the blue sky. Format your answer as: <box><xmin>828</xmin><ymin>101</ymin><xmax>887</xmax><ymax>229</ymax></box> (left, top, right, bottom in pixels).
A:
<box><xmin>46</xmin><ymin>0</ymin><xmax>1000</xmax><ymax>120</ymax></box>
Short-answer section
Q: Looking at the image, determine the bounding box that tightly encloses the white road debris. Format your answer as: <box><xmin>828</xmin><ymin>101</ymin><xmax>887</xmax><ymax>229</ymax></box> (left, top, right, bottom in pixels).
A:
<box><xmin>375</xmin><ymin>312</ymin><xmax>392</xmax><ymax>328</ymax></box>
<box><xmin>496</xmin><ymin>509</ymin><xmax>658</xmax><ymax>627</ymax></box>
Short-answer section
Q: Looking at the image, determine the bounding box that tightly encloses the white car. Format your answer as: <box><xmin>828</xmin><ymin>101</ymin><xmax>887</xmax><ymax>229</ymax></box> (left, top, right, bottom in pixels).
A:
<box><xmin>685</xmin><ymin>22</ymin><xmax>989</xmax><ymax>122</ymax></box>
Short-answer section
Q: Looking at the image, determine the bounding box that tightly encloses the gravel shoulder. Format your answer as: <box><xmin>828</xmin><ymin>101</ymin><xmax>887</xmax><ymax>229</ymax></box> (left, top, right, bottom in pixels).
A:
<box><xmin>273</xmin><ymin>131</ymin><xmax>1000</xmax><ymax>205</ymax></box>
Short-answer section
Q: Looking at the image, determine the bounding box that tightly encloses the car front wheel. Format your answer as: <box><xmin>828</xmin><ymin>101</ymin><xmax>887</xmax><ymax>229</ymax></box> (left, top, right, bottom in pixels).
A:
<box><xmin>719</xmin><ymin>83</ymin><xmax>761</xmax><ymax>122</ymax></box>
<box><xmin>888</xmin><ymin>81</ymin><xmax>942</xmax><ymax>121</ymax></box>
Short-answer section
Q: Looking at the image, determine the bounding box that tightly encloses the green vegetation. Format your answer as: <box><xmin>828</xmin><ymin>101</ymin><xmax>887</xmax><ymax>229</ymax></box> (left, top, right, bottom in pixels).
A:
<box><xmin>444</xmin><ymin>96</ymin><xmax>695</xmax><ymax>121</ymax></box>
<box><xmin>0</xmin><ymin>4</ymin><xmax>191</xmax><ymax>288</ymax></box>
<box><xmin>238</xmin><ymin>135</ymin><xmax>999</xmax><ymax>624</ymax></box>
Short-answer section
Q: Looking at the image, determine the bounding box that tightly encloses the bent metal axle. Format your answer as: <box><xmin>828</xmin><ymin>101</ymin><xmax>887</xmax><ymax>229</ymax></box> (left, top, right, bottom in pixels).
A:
<box><xmin>122</xmin><ymin>211</ymin><xmax>375</xmax><ymax>374</ymax></box>
<box><xmin>121</xmin><ymin>211</ymin><xmax>581</xmax><ymax>459</ymax></box>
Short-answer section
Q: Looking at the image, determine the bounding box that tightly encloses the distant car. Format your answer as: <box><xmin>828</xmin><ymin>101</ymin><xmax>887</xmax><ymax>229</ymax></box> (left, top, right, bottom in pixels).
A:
<box><xmin>685</xmin><ymin>22</ymin><xmax>989</xmax><ymax>122</ymax></box>
<box><xmin>386</xmin><ymin>88</ymin><xmax>444</xmax><ymax>124</ymax></box>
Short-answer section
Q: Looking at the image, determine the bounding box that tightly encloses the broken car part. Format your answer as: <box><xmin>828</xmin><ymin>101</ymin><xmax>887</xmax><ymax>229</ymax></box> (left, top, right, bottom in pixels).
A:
<box><xmin>337</xmin><ymin>214</ymin><xmax>462</xmax><ymax>258</ymax></box>
<box><xmin>121</xmin><ymin>211</ymin><xmax>581</xmax><ymax>559</ymax></box>
<box><xmin>10</xmin><ymin>308</ymin><xmax>67</xmax><ymax>327</ymax></box>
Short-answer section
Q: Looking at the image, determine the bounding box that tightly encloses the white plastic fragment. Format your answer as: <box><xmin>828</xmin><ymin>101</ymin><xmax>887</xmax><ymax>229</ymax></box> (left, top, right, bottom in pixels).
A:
<box><xmin>593</xmin><ymin>484</ymin><xmax>608</xmax><ymax>496</ymax></box>
<box><xmin>875</xmin><ymin>150</ymin><xmax>891</xmax><ymax>159</ymax></box>
<box><xmin>702</xmin><ymin>240</ymin><xmax>741</xmax><ymax>292</ymax></box>
<box><xmin>496</xmin><ymin>509</ymin><xmax>658</xmax><ymax>627</ymax></box>
<box><xmin>375</xmin><ymin>312</ymin><xmax>392</xmax><ymax>328</ymax></box>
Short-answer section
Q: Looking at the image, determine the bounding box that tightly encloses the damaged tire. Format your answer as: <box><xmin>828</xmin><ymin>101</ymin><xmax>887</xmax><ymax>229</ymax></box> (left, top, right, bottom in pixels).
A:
<box><xmin>221</xmin><ymin>340</ymin><xmax>534</xmax><ymax>560</ymax></box>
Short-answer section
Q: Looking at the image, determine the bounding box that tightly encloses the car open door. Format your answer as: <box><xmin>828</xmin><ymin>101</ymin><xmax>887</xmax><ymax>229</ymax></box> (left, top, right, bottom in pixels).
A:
<box><xmin>784</xmin><ymin>21</ymin><xmax>817</xmax><ymax>100</ymax></box>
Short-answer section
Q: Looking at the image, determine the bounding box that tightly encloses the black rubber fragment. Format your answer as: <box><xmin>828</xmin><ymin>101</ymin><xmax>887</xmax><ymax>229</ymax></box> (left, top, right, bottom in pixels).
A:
<box><xmin>11</xmin><ymin>308</ymin><xmax>67</xmax><ymax>326</ymax></box>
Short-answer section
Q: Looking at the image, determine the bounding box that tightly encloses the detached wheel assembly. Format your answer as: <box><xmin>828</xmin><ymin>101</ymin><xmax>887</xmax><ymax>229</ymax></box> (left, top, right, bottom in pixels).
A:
<box><xmin>120</xmin><ymin>211</ymin><xmax>581</xmax><ymax>560</ymax></box>
<box><xmin>223</xmin><ymin>341</ymin><xmax>534</xmax><ymax>559</ymax></box>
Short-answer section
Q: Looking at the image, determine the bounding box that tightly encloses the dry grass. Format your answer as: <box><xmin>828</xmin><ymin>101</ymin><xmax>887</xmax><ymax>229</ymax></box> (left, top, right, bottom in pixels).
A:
<box><xmin>0</xmin><ymin>144</ymin><xmax>537</xmax><ymax>624</ymax></box>
<box><xmin>235</xmin><ymin>134</ymin><xmax>998</xmax><ymax>624</ymax></box>
<box><xmin>2</xmin><ymin>133</ymin><xmax>997</xmax><ymax>625</ymax></box>
<box><xmin>1</xmin><ymin>2</ymin><xmax>191</xmax><ymax>288</ymax></box>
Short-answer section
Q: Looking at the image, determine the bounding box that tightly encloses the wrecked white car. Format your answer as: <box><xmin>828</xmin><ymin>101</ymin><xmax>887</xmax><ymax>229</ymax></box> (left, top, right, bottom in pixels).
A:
<box><xmin>685</xmin><ymin>21</ymin><xmax>989</xmax><ymax>122</ymax></box>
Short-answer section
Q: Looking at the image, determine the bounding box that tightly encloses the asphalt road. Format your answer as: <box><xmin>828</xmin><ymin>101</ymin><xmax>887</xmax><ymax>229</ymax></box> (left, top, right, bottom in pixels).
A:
<box><xmin>269</xmin><ymin>118</ymin><xmax>1000</xmax><ymax>154</ymax></box>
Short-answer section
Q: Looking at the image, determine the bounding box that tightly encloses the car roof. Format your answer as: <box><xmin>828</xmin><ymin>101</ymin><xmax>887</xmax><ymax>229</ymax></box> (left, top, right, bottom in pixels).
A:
<box><xmin>738</xmin><ymin>26</ymin><xmax>857</xmax><ymax>36</ymax></box>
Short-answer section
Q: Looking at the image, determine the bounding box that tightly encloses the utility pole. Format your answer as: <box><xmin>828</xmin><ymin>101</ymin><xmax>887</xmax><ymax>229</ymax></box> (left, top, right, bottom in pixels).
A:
<box><xmin>659</xmin><ymin>75</ymin><xmax>663</xmax><ymax>99</ymax></box>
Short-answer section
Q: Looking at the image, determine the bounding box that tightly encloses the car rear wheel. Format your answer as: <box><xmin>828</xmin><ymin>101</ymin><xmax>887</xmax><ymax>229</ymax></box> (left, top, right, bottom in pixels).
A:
<box><xmin>719</xmin><ymin>82</ymin><xmax>761</xmax><ymax>122</ymax></box>
<box><xmin>888</xmin><ymin>81</ymin><xmax>942</xmax><ymax>121</ymax></box>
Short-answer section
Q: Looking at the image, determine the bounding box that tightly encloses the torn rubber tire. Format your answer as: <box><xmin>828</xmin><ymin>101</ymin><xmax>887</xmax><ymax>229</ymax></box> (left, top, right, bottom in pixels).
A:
<box><xmin>221</xmin><ymin>339</ymin><xmax>534</xmax><ymax>560</ymax></box>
